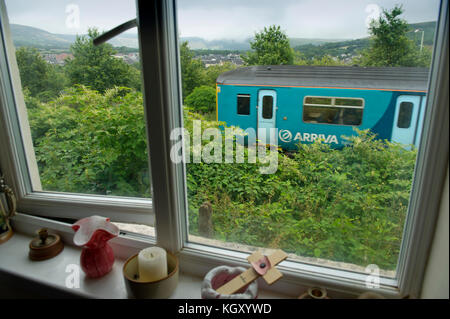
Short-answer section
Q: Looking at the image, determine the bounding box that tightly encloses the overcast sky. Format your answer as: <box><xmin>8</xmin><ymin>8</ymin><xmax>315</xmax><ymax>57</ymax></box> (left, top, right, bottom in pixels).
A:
<box><xmin>5</xmin><ymin>0</ymin><xmax>441</xmax><ymax>40</ymax></box>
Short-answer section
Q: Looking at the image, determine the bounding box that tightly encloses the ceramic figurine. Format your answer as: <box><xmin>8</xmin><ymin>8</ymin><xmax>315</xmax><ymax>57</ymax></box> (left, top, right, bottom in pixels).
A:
<box><xmin>72</xmin><ymin>216</ymin><xmax>119</xmax><ymax>278</ymax></box>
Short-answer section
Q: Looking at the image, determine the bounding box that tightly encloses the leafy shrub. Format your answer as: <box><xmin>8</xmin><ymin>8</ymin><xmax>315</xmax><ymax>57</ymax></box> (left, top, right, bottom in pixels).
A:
<box><xmin>28</xmin><ymin>85</ymin><xmax>150</xmax><ymax>197</ymax></box>
<box><xmin>185</xmin><ymin>85</ymin><xmax>216</xmax><ymax>113</ymax></box>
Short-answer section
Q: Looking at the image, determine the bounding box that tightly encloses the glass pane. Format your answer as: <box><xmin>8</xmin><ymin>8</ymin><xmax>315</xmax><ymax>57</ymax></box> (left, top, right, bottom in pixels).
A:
<box><xmin>335</xmin><ymin>98</ymin><xmax>364</xmax><ymax>107</ymax></box>
<box><xmin>5</xmin><ymin>0</ymin><xmax>150</xmax><ymax>199</ymax></box>
<box><xmin>342</xmin><ymin>108</ymin><xmax>363</xmax><ymax>126</ymax></box>
<box><xmin>262</xmin><ymin>95</ymin><xmax>273</xmax><ymax>119</ymax></box>
<box><xmin>305</xmin><ymin>97</ymin><xmax>332</xmax><ymax>105</ymax></box>
<box><xmin>303</xmin><ymin>105</ymin><xmax>339</xmax><ymax>124</ymax></box>
<box><xmin>397</xmin><ymin>102</ymin><xmax>414</xmax><ymax>128</ymax></box>
<box><xmin>177</xmin><ymin>0</ymin><xmax>440</xmax><ymax>278</ymax></box>
<box><xmin>237</xmin><ymin>94</ymin><xmax>250</xmax><ymax>115</ymax></box>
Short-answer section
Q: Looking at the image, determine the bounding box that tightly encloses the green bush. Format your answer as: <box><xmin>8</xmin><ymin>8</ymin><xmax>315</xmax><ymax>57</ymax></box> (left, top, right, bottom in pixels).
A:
<box><xmin>28</xmin><ymin>85</ymin><xmax>150</xmax><ymax>197</ymax></box>
<box><xmin>185</xmin><ymin>85</ymin><xmax>216</xmax><ymax>113</ymax></box>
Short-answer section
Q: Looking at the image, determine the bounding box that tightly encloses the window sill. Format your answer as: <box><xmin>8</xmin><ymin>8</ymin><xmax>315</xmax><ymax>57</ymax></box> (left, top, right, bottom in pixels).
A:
<box><xmin>2</xmin><ymin>213</ymin><xmax>401</xmax><ymax>299</ymax></box>
<box><xmin>0</xmin><ymin>215</ymin><xmax>289</xmax><ymax>299</ymax></box>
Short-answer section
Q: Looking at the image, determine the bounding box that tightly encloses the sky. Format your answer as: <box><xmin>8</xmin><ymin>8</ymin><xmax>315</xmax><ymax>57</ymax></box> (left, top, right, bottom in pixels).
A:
<box><xmin>4</xmin><ymin>0</ymin><xmax>441</xmax><ymax>40</ymax></box>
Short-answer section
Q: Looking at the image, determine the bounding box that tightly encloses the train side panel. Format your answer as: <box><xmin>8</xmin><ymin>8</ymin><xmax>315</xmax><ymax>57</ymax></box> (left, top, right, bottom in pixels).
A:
<box><xmin>217</xmin><ymin>84</ymin><xmax>424</xmax><ymax>149</ymax></box>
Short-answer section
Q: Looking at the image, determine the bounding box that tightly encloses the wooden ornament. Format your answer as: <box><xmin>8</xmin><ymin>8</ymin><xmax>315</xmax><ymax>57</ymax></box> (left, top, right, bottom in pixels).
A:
<box><xmin>29</xmin><ymin>228</ymin><xmax>64</xmax><ymax>261</ymax></box>
<box><xmin>216</xmin><ymin>249</ymin><xmax>288</xmax><ymax>295</ymax></box>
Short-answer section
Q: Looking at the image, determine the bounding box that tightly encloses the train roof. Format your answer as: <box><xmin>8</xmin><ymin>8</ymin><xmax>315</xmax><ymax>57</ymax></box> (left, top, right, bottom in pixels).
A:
<box><xmin>216</xmin><ymin>65</ymin><xmax>429</xmax><ymax>92</ymax></box>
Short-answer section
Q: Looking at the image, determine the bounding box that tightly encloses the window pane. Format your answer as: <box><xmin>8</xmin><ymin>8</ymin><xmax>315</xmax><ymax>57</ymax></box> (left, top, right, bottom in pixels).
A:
<box><xmin>303</xmin><ymin>105</ymin><xmax>363</xmax><ymax>126</ymax></box>
<box><xmin>305</xmin><ymin>97</ymin><xmax>332</xmax><ymax>105</ymax></box>
<box><xmin>5</xmin><ymin>0</ymin><xmax>151</xmax><ymax>199</ymax></box>
<box><xmin>335</xmin><ymin>98</ymin><xmax>364</xmax><ymax>107</ymax></box>
<box><xmin>303</xmin><ymin>105</ymin><xmax>341</xmax><ymax>124</ymax></box>
<box><xmin>342</xmin><ymin>108</ymin><xmax>363</xmax><ymax>126</ymax></box>
<box><xmin>177</xmin><ymin>0</ymin><xmax>439</xmax><ymax>278</ymax></box>
<box><xmin>262</xmin><ymin>95</ymin><xmax>273</xmax><ymax>119</ymax></box>
<box><xmin>397</xmin><ymin>102</ymin><xmax>414</xmax><ymax>128</ymax></box>
<box><xmin>237</xmin><ymin>94</ymin><xmax>250</xmax><ymax>115</ymax></box>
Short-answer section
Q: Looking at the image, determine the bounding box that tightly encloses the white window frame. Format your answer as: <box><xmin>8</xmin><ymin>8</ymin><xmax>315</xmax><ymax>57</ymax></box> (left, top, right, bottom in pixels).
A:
<box><xmin>0</xmin><ymin>0</ymin><xmax>448</xmax><ymax>298</ymax></box>
<box><xmin>0</xmin><ymin>1</ymin><xmax>154</xmax><ymax>225</ymax></box>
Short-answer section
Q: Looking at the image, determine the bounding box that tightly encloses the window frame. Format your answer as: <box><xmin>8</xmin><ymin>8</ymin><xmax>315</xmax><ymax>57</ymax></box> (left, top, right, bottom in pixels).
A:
<box><xmin>0</xmin><ymin>1</ymin><xmax>154</xmax><ymax>225</ymax></box>
<box><xmin>0</xmin><ymin>0</ymin><xmax>448</xmax><ymax>298</ymax></box>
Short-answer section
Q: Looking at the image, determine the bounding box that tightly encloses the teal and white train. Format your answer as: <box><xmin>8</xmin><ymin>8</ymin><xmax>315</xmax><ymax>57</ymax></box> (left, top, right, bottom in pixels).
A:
<box><xmin>216</xmin><ymin>65</ymin><xmax>429</xmax><ymax>150</ymax></box>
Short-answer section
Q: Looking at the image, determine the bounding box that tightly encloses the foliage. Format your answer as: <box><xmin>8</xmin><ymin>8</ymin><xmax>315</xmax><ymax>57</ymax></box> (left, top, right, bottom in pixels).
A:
<box><xmin>185</xmin><ymin>118</ymin><xmax>416</xmax><ymax>270</ymax></box>
<box><xmin>201</xmin><ymin>62</ymin><xmax>237</xmax><ymax>88</ymax></box>
<box><xmin>28</xmin><ymin>85</ymin><xmax>150</xmax><ymax>197</ymax></box>
<box><xmin>65</xmin><ymin>28</ymin><xmax>141</xmax><ymax>93</ymax></box>
<box><xmin>355</xmin><ymin>5</ymin><xmax>431</xmax><ymax>67</ymax></box>
<box><xmin>294</xmin><ymin>38</ymin><xmax>370</xmax><ymax>63</ymax></box>
<box><xmin>15</xmin><ymin>47</ymin><xmax>67</xmax><ymax>101</ymax></box>
<box><xmin>242</xmin><ymin>25</ymin><xmax>294</xmax><ymax>66</ymax></box>
<box><xmin>180</xmin><ymin>41</ymin><xmax>205</xmax><ymax>101</ymax></box>
<box><xmin>185</xmin><ymin>85</ymin><xmax>217</xmax><ymax>114</ymax></box>
<box><xmin>309</xmin><ymin>55</ymin><xmax>347</xmax><ymax>66</ymax></box>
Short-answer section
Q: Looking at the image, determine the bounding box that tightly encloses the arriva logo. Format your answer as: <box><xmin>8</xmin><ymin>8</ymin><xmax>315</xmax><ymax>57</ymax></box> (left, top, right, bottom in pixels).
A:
<box><xmin>278</xmin><ymin>129</ymin><xmax>339</xmax><ymax>144</ymax></box>
<box><xmin>279</xmin><ymin>130</ymin><xmax>292</xmax><ymax>143</ymax></box>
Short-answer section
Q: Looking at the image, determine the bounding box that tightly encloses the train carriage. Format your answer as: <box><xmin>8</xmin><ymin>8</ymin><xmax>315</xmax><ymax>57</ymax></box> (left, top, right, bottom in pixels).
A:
<box><xmin>216</xmin><ymin>65</ymin><xmax>429</xmax><ymax>150</ymax></box>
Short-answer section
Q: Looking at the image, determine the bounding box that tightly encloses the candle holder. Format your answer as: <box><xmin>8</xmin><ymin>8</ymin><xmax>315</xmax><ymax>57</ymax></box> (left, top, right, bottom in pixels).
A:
<box><xmin>123</xmin><ymin>251</ymin><xmax>179</xmax><ymax>299</ymax></box>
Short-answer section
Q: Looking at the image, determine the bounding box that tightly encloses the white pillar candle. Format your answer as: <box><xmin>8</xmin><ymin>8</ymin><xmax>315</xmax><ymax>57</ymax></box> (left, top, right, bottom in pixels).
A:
<box><xmin>138</xmin><ymin>247</ymin><xmax>168</xmax><ymax>282</ymax></box>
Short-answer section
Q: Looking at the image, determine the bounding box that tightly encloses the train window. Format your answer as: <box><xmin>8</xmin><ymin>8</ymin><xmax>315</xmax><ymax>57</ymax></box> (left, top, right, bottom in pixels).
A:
<box><xmin>262</xmin><ymin>95</ymin><xmax>273</xmax><ymax>119</ymax></box>
<box><xmin>397</xmin><ymin>102</ymin><xmax>414</xmax><ymax>128</ymax></box>
<box><xmin>303</xmin><ymin>96</ymin><xmax>363</xmax><ymax>126</ymax></box>
<box><xmin>237</xmin><ymin>94</ymin><xmax>250</xmax><ymax>115</ymax></box>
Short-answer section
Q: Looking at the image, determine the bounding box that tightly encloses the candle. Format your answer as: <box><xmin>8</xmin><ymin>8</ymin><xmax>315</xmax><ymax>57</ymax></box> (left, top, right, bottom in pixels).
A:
<box><xmin>138</xmin><ymin>247</ymin><xmax>168</xmax><ymax>282</ymax></box>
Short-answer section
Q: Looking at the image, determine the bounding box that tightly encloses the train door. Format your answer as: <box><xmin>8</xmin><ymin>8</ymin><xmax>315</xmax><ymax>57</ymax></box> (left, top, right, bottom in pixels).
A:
<box><xmin>391</xmin><ymin>95</ymin><xmax>421</xmax><ymax>146</ymax></box>
<box><xmin>257</xmin><ymin>90</ymin><xmax>277</xmax><ymax>145</ymax></box>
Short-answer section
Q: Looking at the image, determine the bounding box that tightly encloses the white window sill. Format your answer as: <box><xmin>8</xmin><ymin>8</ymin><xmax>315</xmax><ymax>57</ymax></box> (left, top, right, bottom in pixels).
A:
<box><xmin>0</xmin><ymin>231</ymin><xmax>290</xmax><ymax>299</ymax></box>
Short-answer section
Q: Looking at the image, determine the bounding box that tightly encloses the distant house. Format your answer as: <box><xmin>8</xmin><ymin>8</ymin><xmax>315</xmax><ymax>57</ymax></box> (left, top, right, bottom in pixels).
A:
<box><xmin>55</xmin><ymin>53</ymin><xmax>73</xmax><ymax>65</ymax></box>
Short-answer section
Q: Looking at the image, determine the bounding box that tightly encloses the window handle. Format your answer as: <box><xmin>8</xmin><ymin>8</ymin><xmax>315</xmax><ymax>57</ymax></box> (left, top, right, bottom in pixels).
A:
<box><xmin>93</xmin><ymin>19</ymin><xmax>137</xmax><ymax>46</ymax></box>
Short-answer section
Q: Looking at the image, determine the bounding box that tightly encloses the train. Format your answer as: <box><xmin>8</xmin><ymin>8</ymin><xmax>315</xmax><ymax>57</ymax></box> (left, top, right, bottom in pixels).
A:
<box><xmin>216</xmin><ymin>65</ymin><xmax>429</xmax><ymax>150</ymax></box>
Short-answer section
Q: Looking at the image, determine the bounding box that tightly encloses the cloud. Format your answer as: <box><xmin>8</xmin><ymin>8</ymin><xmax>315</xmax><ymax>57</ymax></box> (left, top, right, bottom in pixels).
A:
<box><xmin>5</xmin><ymin>0</ymin><xmax>441</xmax><ymax>39</ymax></box>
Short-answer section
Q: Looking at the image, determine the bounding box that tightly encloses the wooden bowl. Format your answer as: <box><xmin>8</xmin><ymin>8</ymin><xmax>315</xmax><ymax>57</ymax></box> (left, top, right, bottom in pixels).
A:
<box><xmin>123</xmin><ymin>251</ymin><xmax>179</xmax><ymax>299</ymax></box>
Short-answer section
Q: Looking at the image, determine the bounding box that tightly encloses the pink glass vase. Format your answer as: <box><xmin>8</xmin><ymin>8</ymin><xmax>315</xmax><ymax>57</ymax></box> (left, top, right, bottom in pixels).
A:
<box><xmin>72</xmin><ymin>216</ymin><xmax>119</xmax><ymax>278</ymax></box>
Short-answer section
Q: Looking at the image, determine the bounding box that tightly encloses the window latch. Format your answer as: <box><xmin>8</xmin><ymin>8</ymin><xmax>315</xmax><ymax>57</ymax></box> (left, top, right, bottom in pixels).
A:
<box><xmin>93</xmin><ymin>19</ymin><xmax>137</xmax><ymax>46</ymax></box>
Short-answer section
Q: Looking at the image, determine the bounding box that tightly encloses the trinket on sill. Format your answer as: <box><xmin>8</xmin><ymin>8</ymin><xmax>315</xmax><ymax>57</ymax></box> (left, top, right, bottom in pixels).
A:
<box><xmin>201</xmin><ymin>249</ymin><xmax>287</xmax><ymax>299</ymax></box>
<box><xmin>72</xmin><ymin>215</ymin><xmax>119</xmax><ymax>278</ymax></box>
<box><xmin>29</xmin><ymin>228</ymin><xmax>64</xmax><ymax>261</ymax></box>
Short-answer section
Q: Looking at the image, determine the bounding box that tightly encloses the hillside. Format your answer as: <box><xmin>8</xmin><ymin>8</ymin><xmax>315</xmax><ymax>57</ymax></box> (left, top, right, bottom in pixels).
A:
<box><xmin>10</xmin><ymin>21</ymin><xmax>436</xmax><ymax>56</ymax></box>
<box><xmin>10</xmin><ymin>24</ymin><xmax>350</xmax><ymax>52</ymax></box>
<box><xmin>294</xmin><ymin>21</ymin><xmax>436</xmax><ymax>61</ymax></box>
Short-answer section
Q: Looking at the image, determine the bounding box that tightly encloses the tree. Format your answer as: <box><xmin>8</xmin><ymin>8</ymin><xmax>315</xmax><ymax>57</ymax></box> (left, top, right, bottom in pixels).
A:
<box><xmin>310</xmin><ymin>55</ymin><xmax>346</xmax><ymax>66</ymax></box>
<box><xmin>15</xmin><ymin>47</ymin><xmax>66</xmax><ymax>101</ymax></box>
<box><xmin>185</xmin><ymin>85</ymin><xmax>216</xmax><ymax>114</ymax></box>
<box><xmin>29</xmin><ymin>86</ymin><xmax>150</xmax><ymax>197</ymax></box>
<box><xmin>242</xmin><ymin>25</ymin><xmax>294</xmax><ymax>66</ymax></box>
<box><xmin>65</xmin><ymin>28</ymin><xmax>141</xmax><ymax>93</ymax></box>
<box><xmin>202</xmin><ymin>62</ymin><xmax>236</xmax><ymax>88</ymax></box>
<box><xmin>356</xmin><ymin>5</ymin><xmax>428</xmax><ymax>67</ymax></box>
<box><xmin>180</xmin><ymin>41</ymin><xmax>205</xmax><ymax>101</ymax></box>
